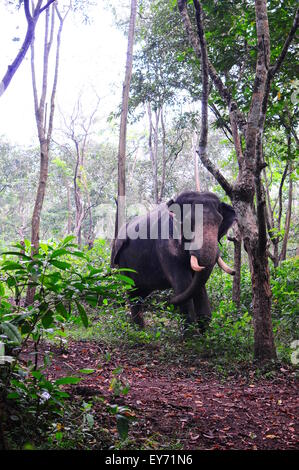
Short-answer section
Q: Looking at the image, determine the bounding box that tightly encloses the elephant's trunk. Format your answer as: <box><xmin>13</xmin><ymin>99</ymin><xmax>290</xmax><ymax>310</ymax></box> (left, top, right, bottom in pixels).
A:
<box><xmin>170</xmin><ymin>271</ymin><xmax>201</xmax><ymax>305</ymax></box>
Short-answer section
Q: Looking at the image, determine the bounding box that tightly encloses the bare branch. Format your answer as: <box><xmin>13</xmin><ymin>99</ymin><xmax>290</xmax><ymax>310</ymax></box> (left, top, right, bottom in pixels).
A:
<box><xmin>196</xmin><ymin>150</ymin><xmax>233</xmax><ymax>197</ymax></box>
<box><xmin>177</xmin><ymin>0</ymin><xmax>247</xmax><ymax>135</ymax></box>
<box><xmin>270</xmin><ymin>7</ymin><xmax>299</xmax><ymax>79</ymax></box>
<box><xmin>0</xmin><ymin>0</ymin><xmax>55</xmax><ymax>97</ymax></box>
<box><xmin>193</xmin><ymin>0</ymin><xmax>209</xmax><ymax>177</ymax></box>
<box><xmin>39</xmin><ymin>0</ymin><xmax>57</xmax><ymax>15</ymax></box>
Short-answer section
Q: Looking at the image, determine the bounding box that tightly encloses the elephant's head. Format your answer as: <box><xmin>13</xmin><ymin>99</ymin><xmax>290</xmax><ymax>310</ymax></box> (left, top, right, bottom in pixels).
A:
<box><xmin>167</xmin><ymin>191</ymin><xmax>236</xmax><ymax>304</ymax></box>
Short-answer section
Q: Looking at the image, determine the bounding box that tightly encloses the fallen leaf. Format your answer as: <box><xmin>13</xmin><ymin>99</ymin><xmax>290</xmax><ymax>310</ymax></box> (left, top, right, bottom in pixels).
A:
<box><xmin>195</xmin><ymin>400</ymin><xmax>203</xmax><ymax>406</ymax></box>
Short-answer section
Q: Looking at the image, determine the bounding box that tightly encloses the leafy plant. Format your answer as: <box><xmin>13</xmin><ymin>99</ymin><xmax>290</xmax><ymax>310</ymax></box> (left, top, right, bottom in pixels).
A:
<box><xmin>0</xmin><ymin>236</ymin><xmax>134</xmax><ymax>449</ymax></box>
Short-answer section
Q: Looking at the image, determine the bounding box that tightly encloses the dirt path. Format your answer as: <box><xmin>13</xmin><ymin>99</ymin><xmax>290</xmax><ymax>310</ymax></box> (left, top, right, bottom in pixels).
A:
<box><xmin>26</xmin><ymin>340</ymin><xmax>298</xmax><ymax>450</ymax></box>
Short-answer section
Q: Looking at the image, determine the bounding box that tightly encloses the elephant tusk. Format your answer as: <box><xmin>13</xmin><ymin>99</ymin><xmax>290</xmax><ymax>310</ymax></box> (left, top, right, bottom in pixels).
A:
<box><xmin>217</xmin><ymin>256</ymin><xmax>235</xmax><ymax>275</ymax></box>
<box><xmin>190</xmin><ymin>255</ymin><xmax>205</xmax><ymax>272</ymax></box>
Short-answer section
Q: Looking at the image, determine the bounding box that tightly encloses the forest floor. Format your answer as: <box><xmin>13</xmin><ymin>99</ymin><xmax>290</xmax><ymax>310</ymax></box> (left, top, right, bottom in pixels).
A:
<box><xmin>21</xmin><ymin>338</ymin><xmax>298</xmax><ymax>451</ymax></box>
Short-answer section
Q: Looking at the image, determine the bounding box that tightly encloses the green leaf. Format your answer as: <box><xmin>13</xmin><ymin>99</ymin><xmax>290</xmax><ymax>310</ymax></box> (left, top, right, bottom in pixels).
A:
<box><xmin>50</xmin><ymin>248</ymin><xmax>68</xmax><ymax>259</ymax></box>
<box><xmin>7</xmin><ymin>392</ymin><xmax>20</xmax><ymax>399</ymax></box>
<box><xmin>11</xmin><ymin>379</ymin><xmax>27</xmax><ymax>391</ymax></box>
<box><xmin>2</xmin><ymin>261</ymin><xmax>25</xmax><ymax>271</ymax></box>
<box><xmin>0</xmin><ymin>282</ymin><xmax>5</xmax><ymax>297</ymax></box>
<box><xmin>76</xmin><ymin>301</ymin><xmax>88</xmax><ymax>328</ymax></box>
<box><xmin>86</xmin><ymin>413</ymin><xmax>94</xmax><ymax>428</ymax></box>
<box><xmin>55</xmin><ymin>376</ymin><xmax>81</xmax><ymax>386</ymax></box>
<box><xmin>39</xmin><ymin>243</ymin><xmax>49</xmax><ymax>254</ymax></box>
<box><xmin>24</xmin><ymin>239</ymin><xmax>31</xmax><ymax>251</ymax></box>
<box><xmin>85</xmin><ymin>296</ymin><xmax>98</xmax><ymax>307</ymax></box>
<box><xmin>31</xmin><ymin>370</ymin><xmax>43</xmax><ymax>380</ymax></box>
<box><xmin>114</xmin><ymin>274</ymin><xmax>135</xmax><ymax>286</ymax></box>
<box><xmin>79</xmin><ymin>369</ymin><xmax>95</xmax><ymax>375</ymax></box>
<box><xmin>1</xmin><ymin>251</ymin><xmax>31</xmax><ymax>260</ymax></box>
<box><xmin>1</xmin><ymin>322</ymin><xmax>22</xmax><ymax>345</ymax></box>
<box><xmin>116</xmin><ymin>415</ymin><xmax>129</xmax><ymax>441</ymax></box>
<box><xmin>61</xmin><ymin>235</ymin><xmax>76</xmax><ymax>246</ymax></box>
<box><xmin>41</xmin><ymin>311</ymin><xmax>54</xmax><ymax>329</ymax></box>
<box><xmin>55</xmin><ymin>302</ymin><xmax>69</xmax><ymax>319</ymax></box>
<box><xmin>71</xmin><ymin>251</ymin><xmax>86</xmax><ymax>259</ymax></box>
<box><xmin>49</xmin><ymin>260</ymin><xmax>72</xmax><ymax>270</ymax></box>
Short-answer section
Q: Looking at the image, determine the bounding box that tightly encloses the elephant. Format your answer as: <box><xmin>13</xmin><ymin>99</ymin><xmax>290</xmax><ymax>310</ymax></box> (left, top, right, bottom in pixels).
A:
<box><xmin>112</xmin><ymin>191</ymin><xmax>236</xmax><ymax>330</ymax></box>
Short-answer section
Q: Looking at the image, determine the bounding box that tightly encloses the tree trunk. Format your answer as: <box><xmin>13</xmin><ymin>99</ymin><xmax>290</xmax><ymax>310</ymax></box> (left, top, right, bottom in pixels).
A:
<box><xmin>159</xmin><ymin>106</ymin><xmax>166</xmax><ymax>203</ymax></box>
<box><xmin>31</xmin><ymin>143</ymin><xmax>49</xmax><ymax>252</ymax></box>
<box><xmin>280</xmin><ymin>162</ymin><xmax>293</xmax><ymax>261</ymax></box>
<box><xmin>247</xmin><ymin>244</ymin><xmax>275</xmax><ymax>361</ymax></box>
<box><xmin>116</xmin><ymin>0</ymin><xmax>137</xmax><ymax>227</ymax></box>
<box><xmin>66</xmin><ymin>180</ymin><xmax>72</xmax><ymax>234</ymax></box>
<box><xmin>192</xmin><ymin>130</ymin><xmax>200</xmax><ymax>191</ymax></box>
<box><xmin>73</xmin><ymin>142</ymin><xmax>84</xmax><ymax>247</ymax></box>
<box><xmin>26</xmin><ymin>3</ymin><xmax>68</xmax><ymax>304</ymax></box>
<box><xmin>230</xmin><ymin>224</ymin><xmax>241</xmax><ymax>307</ymax></box>
<box><xmin>234</xmin><ymin>199</ymin><xmax>276</xmax><ymax>362</ymax></box>
<box><xmin>111</xmin><ymin>0</ymin><xmax>137</xmax><ymax>265</ymax></box>
<box><xmin>147</xmin><ymin>103</ymin><xmax>160</xmax><ymax>204</ymax></box>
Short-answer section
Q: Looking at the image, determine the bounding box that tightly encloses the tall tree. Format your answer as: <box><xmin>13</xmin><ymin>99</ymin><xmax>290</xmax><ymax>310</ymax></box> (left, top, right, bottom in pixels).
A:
<box><xmin>26</xmin><ymin>1</ymin><xmax>70</xmax><ymax>304</ymax></box>
<box><xmin>111</xmin><ymin>0</ymin><xmax>137</xmax><ymax>263</ymax></box>
<box><xmin>178</xmin><ymin>0</ymin><xmax>298</xmax><ymax>361</ymax></box>
<box><xmin>264</xmin><ymin>127</ymin><xmax>296</xmax><ymax>266</ymax></box>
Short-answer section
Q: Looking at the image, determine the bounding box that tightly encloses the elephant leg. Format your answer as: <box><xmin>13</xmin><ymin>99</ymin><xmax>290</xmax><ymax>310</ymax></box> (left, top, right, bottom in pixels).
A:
<box><xmin>193</xmin><ymin>286</ymin><xmax>211</xmax><ymax>331</ymax></box>
<box><xmin>170</xmin><ymin>272</ymin><xmax>197</xmax><ymax>326</ymax></box>
<box><xmin>179</xmin><ymin>299</ymin><xmax>197</xmax><ymax>329</ymax></box>
<box><xmin>129</xmin><ymin>290</ymin><xmax>147</xmax><ymax>328</ymax></box>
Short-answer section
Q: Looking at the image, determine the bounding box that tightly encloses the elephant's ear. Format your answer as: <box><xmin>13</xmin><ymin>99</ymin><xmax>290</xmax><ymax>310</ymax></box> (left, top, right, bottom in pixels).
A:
<box><xmin>218</xmin><ymin>202</ymin><xmax>236</xmax><ymax>240</ymax></box>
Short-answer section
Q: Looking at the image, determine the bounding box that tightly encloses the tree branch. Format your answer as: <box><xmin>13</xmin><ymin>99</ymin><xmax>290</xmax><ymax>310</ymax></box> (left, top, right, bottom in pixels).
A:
<box><xmin>0</xmin><ymin>0</ymin><xmax>55</xmax><ymax>97</ymax></box>
<box><xmin>196</xmin><ymin>150</ymin><xmax>233</xmax><ymax>196</ymax></box>
<box><xmin>270</xmin><ymin>7</ymin><xmax>299</xmax><ymax>79</ymax></box>
<box><xmin>193</xmin><ymin>0</ymin><xmax>209</xmax><ymax>180</ymax></box>
<box><xmin>177</xmin><ymin>0</ymin><xmax>247</xmax><ymax>135</ymax></box>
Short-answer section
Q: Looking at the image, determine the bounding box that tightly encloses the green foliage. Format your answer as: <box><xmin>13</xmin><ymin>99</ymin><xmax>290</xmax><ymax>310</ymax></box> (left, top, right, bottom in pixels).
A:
<box><xmin>207</xmin><ymin>258</ymin><xmax>299</xmax><ymax>363</ymax></box>
<box><xmin>107</xmin><ymin>404</ymin><xmax>136</xmax><ymax>442</ymax></box>
<box><xmin>0</xmin><ymin>236</ymin><xmax>132</xmax><ymax>347</ymax></box>
<box><xmin>0</xmin><ymin>236</ymin><xmax>134</xmax><ymax>449</ymax></box>
<box><xmin>192</xmin><ymin>303</ymin><xmax>254</xmax><ymax>362</ymax></box>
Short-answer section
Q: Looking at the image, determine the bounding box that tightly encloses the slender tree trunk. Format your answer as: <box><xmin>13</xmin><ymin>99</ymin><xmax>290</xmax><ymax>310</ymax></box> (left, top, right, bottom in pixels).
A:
<box><xmin>86</xmin><ymin>189</ymin><xmax>94</xmax><ymax>249</ymax></box>
<box><xmin>147</xmin><ymin>103</ymin><xmax>160</xmax><ymax>204</ymax></box>
<box><xmin>233</xmin><ymin>238</ymin><xmax>241</xmax><ymax>307</ymax></box>
<box><xmin>66</xmin><ymin>180</ymin><xmax>72</xmax><ymax>234</ymax></box>
<box><xmin>31</xmin><ymin>143</ymin><xmax>49</xmax><ymax>251</ymax></box>
<box><xmin>26</xmin><ymin>3</ymin><xmax>69</xmax><ymax>304</ymax></box>
<box><xmin>192</xmin><ymin>130</ymin><xmax>200</xmax><ymax>191</ymax></box>
<box><xmin>280</xmin><ymin>162</ymin><xmax>293</xmax><ymax>261</ymax></box>
<box><xmin>114</xmin><ymin>0</ymin><xmax>137</xmax><ymax>239</ymax></box>
<box><xmin>159</xmin><ymin>106</ymin><xmax>166</xmax><ymax>203</ymax></box>
<box><xmin>229</xmin><ymin>224</ymin><xmax>241</xmax><ymax>307</ymax></box>
<box><xmin>73</xmin><ymin>141</ymin><xmax>84</xmax><ymax>247</ymax></box>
